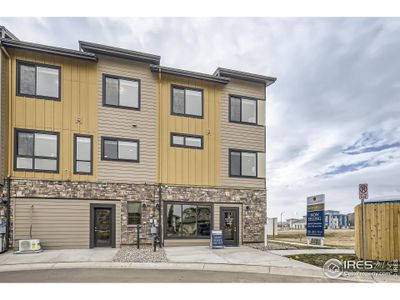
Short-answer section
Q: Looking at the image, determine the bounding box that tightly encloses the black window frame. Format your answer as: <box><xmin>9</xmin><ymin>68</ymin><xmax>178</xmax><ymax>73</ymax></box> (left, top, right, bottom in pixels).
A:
<box><xmin>170</xmin><ymin>132</ymin><xmax>204</xmax><ymax>149</ymax></box>
<box><xmin>171</xmin><ymin>85</ymin><xmax>204</xmax><ymax>118</ymax></box>
<box><xmin>16</xmin><ymin>60</ymin><xmax>61</xmax><ymax>101</ymax></box>
<box><xmin>14</xmin><ymin>128</ymin><xmax>60</xmax><ymax>173</ymax></box>
<box><xmin>102</xmin><ymin>74</ymin><xmax>141</xmax><ymax>110</ymax></box>
<box><xmin>229</xmin><ymin>148</ymin><xmax>258</xmax><ymax>178</ymax></box>
<box><xmin>73</xmin><ymin>133</ymin><xmax>93</xmax><ymax>175</ymax></box>
<box><xmin>127</xmin><ymin>201</ymin><xmax>142</xmax><ymax>226</ymax></box>
<box><xmin>229</xmin><ymin>95</ymin><xmax>259</xmax><ymax>125</ymax></box>
<box><xmin>101</xmin><ymin>136</ymin><xmax>140</xmax><ymax>163</ymax></box>
<box><xmin>164</xmin><ymin>201</ymin><xmax>213</xmax><ymax>240</ymax></box>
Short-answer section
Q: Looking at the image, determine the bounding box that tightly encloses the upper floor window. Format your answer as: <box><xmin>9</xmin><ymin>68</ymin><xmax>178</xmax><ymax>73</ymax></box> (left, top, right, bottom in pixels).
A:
<box><xmin>17</xmin><ymin>61</ymin><xmax>61</xmax><ymax>100</ymax></box>
<box><xmin>171</xmin><ymin>133</ymin><xmax>203</xmax><ymax>149</ymax></box>
<box><xmin>171</xmin><ymin>86</ymin><xmax>203</xmax><ymax>118</ymax></box>
<box><xmin>74</xmin><ymin>134</ymin><xmax>93</xmax><ymax>175</ymax></box>
<box><xmin>230</xmin><ymin>96</ymin><xmax>257</xmax><ymax>125</ymax></box>
<box><xmin>229</xmin><ymin>149</ymin><xmax>257</xmax><ymax>178</ymax></box>
<box><xmin>103</xmin><ymin>74</ymin><xmax>140</xmax><ymax>110</ymax></box>
<box><xmin>101</xmin><ymin>137</ymin><xmax>139</xmax><ymax>162</ymax></box>
<box><xmin>14</xmin><ymin>129</ymin><xmax>59</xmax><ymax>173</ymax></box>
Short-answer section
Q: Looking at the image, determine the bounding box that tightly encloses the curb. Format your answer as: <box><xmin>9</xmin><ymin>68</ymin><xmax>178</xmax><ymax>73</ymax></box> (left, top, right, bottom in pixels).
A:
<box><xmin>0</xmin><ymin>261</ymin><xmax>327</xmax><ymax>279</ymax></box>
<box><xmin>1</xmin><ymin>261</ymin><xmax>397</xmax><ymax>282</ymax></box>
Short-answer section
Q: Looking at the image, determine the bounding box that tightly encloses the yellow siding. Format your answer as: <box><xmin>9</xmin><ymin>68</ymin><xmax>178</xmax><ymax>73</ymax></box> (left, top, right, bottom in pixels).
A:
<box><xmin>8</xmin><ymin>49</ymin><xmax>98</xmax><ymax>181</ymax></box>
<box><xmin>158</xmin><ymin>74</ymin><xmax>221</xmax><ymax>186</ymax></box>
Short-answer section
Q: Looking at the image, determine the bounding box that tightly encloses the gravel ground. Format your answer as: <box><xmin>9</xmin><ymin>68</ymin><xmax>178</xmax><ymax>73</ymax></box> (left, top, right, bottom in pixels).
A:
<box><xmin>113</xmin><ymin>246</ymin><xmax>168</xmax><ymax>263</ymax></box>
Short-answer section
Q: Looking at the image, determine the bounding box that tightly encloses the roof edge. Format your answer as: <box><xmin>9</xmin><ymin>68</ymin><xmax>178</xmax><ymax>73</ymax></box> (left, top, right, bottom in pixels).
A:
<box><xmin>0</xmin><ymin>39</ymin><xmax>97</xmax><ymax>61</ymax></box>
<box><xmin>79</xmin><ymin>40</ymin><xmax>160</xmax><ymax>65</ymax></box>
<box><xmin>214</xmin><ymin>67</ymin><xmax>277</xmax><ymax>86</ymax></box>
<box><xmin>0</xmin><ymin>26</ymin><xmax>19</xmax><ymax>41</ymax></box>
<box><xmin>150</xmin><ymin>65</ymin><xmax>230</xmax><ymax>84</ymax></box>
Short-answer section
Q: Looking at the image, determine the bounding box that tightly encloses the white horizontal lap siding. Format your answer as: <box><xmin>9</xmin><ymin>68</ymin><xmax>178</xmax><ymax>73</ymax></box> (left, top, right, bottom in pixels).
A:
<box><xmin>14</xmin><ymin>198</ymin><xmax>121</xmax><ymax>249</ymax></box>
<box><xmin>97</xmin><ymin>55</ymin><xmax>158</xmax><ymax>184</ymax></box>
<box><xmin>220</xmin><ymin>79</ymin><xmax>266</xmax><ymax>189</ymax></box>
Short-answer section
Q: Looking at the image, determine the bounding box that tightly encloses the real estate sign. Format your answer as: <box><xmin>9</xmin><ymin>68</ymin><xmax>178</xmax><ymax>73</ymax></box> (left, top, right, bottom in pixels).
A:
<box><xmin>306</xmin><ymin>194</ymin><xmax>325</xmax><ymax>245</ymax></box>
<box><xmin>210</xmin><ymin>230</ymin><xmax>224</xmax><ymax>249</ymax></box>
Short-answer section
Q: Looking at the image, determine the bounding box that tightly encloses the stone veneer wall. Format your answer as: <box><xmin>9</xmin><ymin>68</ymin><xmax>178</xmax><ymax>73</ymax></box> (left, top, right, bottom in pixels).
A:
<box><xmin>161</xmin><ymin>185</ymin><xmax>266</xmax><ymax>243</ymax></box>
<box><xmin>3</xmin><ymin>179</ymin><xmax>266</xmax><ymax>247</ymax></box>
<box><xmin>3</xmin><ymin>179</ymin><xmax>161</xmax><ymax>247</ymax></box>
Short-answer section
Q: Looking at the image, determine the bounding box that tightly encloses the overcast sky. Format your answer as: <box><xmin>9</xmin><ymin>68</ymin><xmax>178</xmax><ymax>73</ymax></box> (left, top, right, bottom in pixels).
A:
<box><xmin>1</xmin><ymin>18</ymin><xmax>399</xmax><ymax>220</ymax></box>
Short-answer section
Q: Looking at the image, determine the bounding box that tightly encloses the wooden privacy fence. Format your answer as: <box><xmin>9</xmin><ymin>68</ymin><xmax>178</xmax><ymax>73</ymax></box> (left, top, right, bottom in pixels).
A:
<box><xmin>355</xmin><ymin>200</ymin><xmax>400</xmax><ymax>261</ymax></box>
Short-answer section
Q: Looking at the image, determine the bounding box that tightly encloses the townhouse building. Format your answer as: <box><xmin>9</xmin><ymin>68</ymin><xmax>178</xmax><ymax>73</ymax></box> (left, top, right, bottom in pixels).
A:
<box><xmin>0</xmin><ymin>27</ymin><xmax>276</xmax><ymax>249</ymax></box>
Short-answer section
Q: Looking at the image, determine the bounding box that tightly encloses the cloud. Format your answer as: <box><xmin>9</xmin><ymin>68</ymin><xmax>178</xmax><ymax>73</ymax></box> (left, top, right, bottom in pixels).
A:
<box><xmin>1</xmin><ymin>17</ymin><xmax>399</xmax><ymax>219</ymax></box>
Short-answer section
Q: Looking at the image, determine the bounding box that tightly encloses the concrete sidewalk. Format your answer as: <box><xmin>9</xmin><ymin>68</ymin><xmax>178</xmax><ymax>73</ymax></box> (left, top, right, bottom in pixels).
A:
<box><xmin>164</xmin><ymin>246</ymin><xmax>328</xmax><ymax>278</ymax></box>
<box><xmin>0</xmin><ymin>248</ymin><xmax>118</xmax><ymax>265</ymax></box>
<box><xmin>269</xmin><ymin>249</ymin><xmax>355</xmax><ymax>256</ymax></box>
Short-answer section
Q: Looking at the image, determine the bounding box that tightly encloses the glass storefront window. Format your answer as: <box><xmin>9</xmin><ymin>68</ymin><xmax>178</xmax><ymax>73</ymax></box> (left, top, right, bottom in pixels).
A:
<box><xmin>166</xmin><ymin>203</ymin><xmax>211</xmax><ymax>238</ymax></box>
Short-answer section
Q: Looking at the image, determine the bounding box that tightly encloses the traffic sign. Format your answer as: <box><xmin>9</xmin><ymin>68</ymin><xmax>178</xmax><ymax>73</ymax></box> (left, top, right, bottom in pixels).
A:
<box><xmin>359</xmin><ymin>183</ymin><xmax>368</xmax><ymax>199</ymax></box>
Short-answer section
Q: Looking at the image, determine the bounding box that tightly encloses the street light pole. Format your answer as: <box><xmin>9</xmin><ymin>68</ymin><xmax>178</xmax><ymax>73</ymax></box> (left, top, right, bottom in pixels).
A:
<box><xmin>280</xmin><ymin>211</ymin><xmax>285</xmax><ymax>231</ymax></box>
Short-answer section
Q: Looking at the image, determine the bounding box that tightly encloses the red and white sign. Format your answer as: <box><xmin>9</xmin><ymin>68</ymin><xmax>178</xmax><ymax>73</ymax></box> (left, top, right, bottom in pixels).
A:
<box><xmin>359</xmin><ymin>183</ymin><xmax>368</xmax><ymax>200</ymax></box>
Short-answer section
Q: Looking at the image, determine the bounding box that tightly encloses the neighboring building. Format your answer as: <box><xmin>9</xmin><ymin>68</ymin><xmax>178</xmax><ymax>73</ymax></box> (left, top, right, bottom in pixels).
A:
<box><xmin>324</xmin><ymin>210</ymin><xmax>349</xmax><ymax>229</ymax></box>
<box><xmin>0</xmin><ymin>27</ymin><xmax>276</xmax><ymax>249</ymax></box>
<box><xmin>347</xmin><ymin>212</ymin><xmax>354</xmax><ymax>228</ymax></box>
<box><xmin>287</xmin><ymin>217</ymin><xmax>306</xmax><ymax>230</ymax></box>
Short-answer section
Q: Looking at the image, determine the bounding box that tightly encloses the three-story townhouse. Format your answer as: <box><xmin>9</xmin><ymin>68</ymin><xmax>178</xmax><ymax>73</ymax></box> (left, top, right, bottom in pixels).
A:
<box><xmin>0</xmin><ymin>27</ymin><xmax>275</xmax><ymax>250</ymax></box>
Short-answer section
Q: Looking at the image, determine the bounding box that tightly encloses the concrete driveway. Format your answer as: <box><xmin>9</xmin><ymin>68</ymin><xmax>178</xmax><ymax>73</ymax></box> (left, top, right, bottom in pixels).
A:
<box><xmin>164</xmin><ymin>246</ymin><xmax>322</xmax><ymax>275</ymax></box>
<box><xmin>0</xmin><ymin>248</ymin><xmax>118</xmax><ymax>265</ymax></box>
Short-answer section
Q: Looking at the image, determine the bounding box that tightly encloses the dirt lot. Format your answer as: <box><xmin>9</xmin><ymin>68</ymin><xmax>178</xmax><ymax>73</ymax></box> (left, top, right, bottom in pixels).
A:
<box><xmin>271</xmin><ymin>229</ymin><xmax>355</xmax><ymax>249</ymax></box>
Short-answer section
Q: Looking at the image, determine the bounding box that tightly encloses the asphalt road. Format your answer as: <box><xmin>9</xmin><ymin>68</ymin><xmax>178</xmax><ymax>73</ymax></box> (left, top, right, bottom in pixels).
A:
<box><xmin>0</xmin><ymin>268</ymin><xmax>348</xmax><ymax>283</ymax></box>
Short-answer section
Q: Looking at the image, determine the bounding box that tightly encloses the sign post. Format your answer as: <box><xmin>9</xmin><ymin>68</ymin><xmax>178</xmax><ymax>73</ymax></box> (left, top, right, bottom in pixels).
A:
<box><xmin>359</xmin><ymin>183</ymin><xmax>368</xmax><ymax>261</ymax></box>
<box><xmin>306</xmin><ymin>194</ymin><xmax>325</xmax><ymax>246</ymax></box>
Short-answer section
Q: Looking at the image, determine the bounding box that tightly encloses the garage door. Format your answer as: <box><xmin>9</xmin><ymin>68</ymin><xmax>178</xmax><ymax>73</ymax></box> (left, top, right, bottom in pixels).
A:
<box><xmin>13</xmin><ymin>198</ymin><xmax>121</xmax><ymax>249</ymax></box>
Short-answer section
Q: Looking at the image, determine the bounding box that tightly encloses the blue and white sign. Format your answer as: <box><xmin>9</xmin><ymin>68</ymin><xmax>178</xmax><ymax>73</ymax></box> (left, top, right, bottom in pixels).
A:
<box><xmin>210</xmin><ymin>230</ymin><xmax>224</xmax><ymax>249</ymax></box>
<box><xmin>306</xmin><ymin>194</ymin><xmax>325</xmax><ymax>245</ymax></box>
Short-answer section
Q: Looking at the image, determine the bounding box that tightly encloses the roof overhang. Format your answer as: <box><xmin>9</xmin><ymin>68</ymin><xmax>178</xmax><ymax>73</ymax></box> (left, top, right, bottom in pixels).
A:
<box><xmin>0</xmin><ymin>39</ymin><xmax>97</xmax><ymax>61</ymax></box>
<box><xmin>79</xmin><ymin>41</ymin><xmax>160</xmax><ymax>65</ymax></box>
<box><xmin>150</xmin><ymin>65</ymin><xmax>230</xmax><ymax>84</ymax></box>
<box><xmin>0</xmin><ymin>26</ymin><xmax>19</xmax><ymax>40</ymax></box>
<box><xmin>214</xmin><ymin>67</ymin><xmax>276</xmax><ymax>87</ymax></box>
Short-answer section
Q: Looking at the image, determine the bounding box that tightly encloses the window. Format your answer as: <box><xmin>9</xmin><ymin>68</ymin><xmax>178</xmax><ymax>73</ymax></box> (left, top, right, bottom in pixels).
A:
<box><xmin>171</xmin><ymin>86</ymin><xmax>203</xmax><ymax>117</ymax></box>
<box><xmin>17</xmin><ymin>61</ymin><xmax>60</xmax><ymax>100</ymax></box>
<box><xmin>101</xmin><ymin>137</ymin><xmax>139</xmax><ymax>162</ymax></box>
<box><xmin>229</xmin><ymin>149</ymin><xmax>257</xmax><ymax>178</ymax></box>
<box><xmin>74</xmin><ymin>134</ymin><xmax>93</xmax><ymax>175</ymax></box>
<box><xmin>171</xmin><ymin>133</ymin><xmax>203</xmax><ymax>149</ymax></box>
<box><xmin>103</xmin><ymin>74</ymin><xmax>140</xmax><ymax>109</ymax></box>
<box><xmin>166</xmin><ymin>203</ymin><xmax>211</xmax><ymax>238</ymax></box>
<box><xmin>127</xmin><ymin>202</ymin><xmax>141</xmax><ymax>225</ymax></box>
<box><xmin>229</xmin><ymin>96</ymin><xmax>258</xmax><ymax>124</ymax></box>
<box><xmin>14</xmin><ymin>129</ymin><xmax>59</xmax><ymax>172</ymax></box>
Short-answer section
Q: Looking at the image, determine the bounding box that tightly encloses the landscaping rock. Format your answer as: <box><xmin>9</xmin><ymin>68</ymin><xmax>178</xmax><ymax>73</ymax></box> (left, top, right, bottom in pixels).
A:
<box><xmin>113</xmin><ymin>246</ymin><xmax>168</xmax><ymax>263</ymax></box>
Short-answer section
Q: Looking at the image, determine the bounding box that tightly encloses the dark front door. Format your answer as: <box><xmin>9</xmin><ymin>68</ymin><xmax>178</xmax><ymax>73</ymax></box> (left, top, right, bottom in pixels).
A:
<box><xmin>90</xmin><ymin>204</ymin><xmax>116</xmax><ymax>248</ymax></box>
<box><xmin>220</xmin><ymin>207</ymin><xmax>239</xmax><ymax>246</ymax></box>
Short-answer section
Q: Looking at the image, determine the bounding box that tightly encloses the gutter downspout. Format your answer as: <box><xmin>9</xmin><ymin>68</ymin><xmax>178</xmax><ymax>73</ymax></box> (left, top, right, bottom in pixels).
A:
<box><xmin>157</xmin><ymin>68</ymin><xmax>163</xmax><ymax>247</ymax></box>
<box><xmin>5</xmin><ymin>177</ymin><xmax>10</xmax><ymax>251</ymax></box>
<box><xmin>1</xmin><ymin>45</ymin><xmax>12</xmax><ymax>251</ymax></box>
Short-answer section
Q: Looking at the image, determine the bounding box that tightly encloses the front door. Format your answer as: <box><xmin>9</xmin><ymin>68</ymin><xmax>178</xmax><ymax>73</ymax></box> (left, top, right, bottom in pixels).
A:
<box><xmin>90</xmin><ymin>204</ymin><xmax>116</xmax><ymax>248</ymax></box>
<box><xmin>220</xmin><ymin>207</ymin><xmax>239</xmax><ymax>246</ymax></box>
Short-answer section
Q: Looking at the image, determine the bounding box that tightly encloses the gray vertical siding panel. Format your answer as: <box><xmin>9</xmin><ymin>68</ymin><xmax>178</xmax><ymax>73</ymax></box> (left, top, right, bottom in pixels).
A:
<box><xmin>220</xmin><ymin>79</ymin><xmax>266</xmax><ymax>189</ymax></box>
<box><xmin>97</xmin><ymin>55</ymin><xmax>158</xmax><ymax>184</ymax></box>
